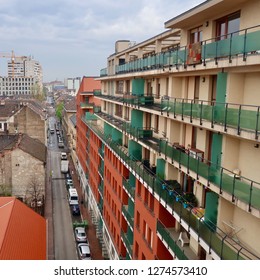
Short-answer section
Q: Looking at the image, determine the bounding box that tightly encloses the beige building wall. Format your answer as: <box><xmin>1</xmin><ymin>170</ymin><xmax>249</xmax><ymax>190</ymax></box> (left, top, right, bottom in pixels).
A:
<box><xmin>12</xmin><ymin>107</ymin><xmax>46</xmax><ymax>144</ymax></box>
<box><xmin>0</xmin><ymin>152</ymin><xmax>12</xmax><ymax>195</ymax></box>
<box><xmin>11</xmin><ymin>149</ymin><xmax>45</xmax><ymax>200</ymax></box>
<box><xmin>240</xmin><ymin>0</ymin><xmax>260</xmax><ymax>30</ymax></box>
<box><xmin>218</xmin><ymin>197</ymin><xmax>260</xmax><ymax>256</ymax></box>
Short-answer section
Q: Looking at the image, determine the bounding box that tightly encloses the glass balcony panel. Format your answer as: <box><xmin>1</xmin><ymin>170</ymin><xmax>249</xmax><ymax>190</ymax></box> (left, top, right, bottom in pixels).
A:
<box><xmin>178</xmin><ymin>48</ymin><xmax>187</xmax><ymax>64</ymax></box>
<box><xmin>239</xmin><ymin>108</ymin><xmax>260</xmax><ymax>131</ymax></box>
<box><xmin>245</xmin><ymin>30</ymin><xmax>260</xmax><ymax>53</ymax></box>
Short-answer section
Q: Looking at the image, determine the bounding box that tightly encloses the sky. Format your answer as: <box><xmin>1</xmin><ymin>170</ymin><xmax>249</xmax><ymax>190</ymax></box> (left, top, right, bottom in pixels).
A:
<box><xmin>0</xmin><ymin>0</ymin><xmax>205</xmax><ymax>82</ymax></box>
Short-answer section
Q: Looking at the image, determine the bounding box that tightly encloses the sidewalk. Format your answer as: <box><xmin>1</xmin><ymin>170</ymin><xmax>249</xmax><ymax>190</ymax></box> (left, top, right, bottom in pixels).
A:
<box><xmin>68</xmin><ymin>156</ymin><xmax>104</xmax><ymax>260</ymax></box>
<box><xmin>45</xmin><ymin>149</ymin><xmax>54</xmax><ymax>260</ymax></box>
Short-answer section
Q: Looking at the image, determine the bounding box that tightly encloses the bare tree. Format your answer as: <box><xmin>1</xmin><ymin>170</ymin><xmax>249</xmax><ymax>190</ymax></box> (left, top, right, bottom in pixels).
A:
<box><xmin>25</xmin><ymin>175</ymin><xmax>44</xmax><ymax>215</ymax></box>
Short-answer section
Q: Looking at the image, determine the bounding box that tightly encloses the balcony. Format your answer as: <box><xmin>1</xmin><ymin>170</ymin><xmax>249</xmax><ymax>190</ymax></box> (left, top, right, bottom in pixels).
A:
<box><xmin>100</xmin><ymin>68</ymin><xmax>107</xmax><ymax>77</ymax></box>
<box><xmin>80</xmin><ymin>91</ymin><xmax>94</xmax><ymax>96</ymax></box>
<box><xmin>121</xmin><ymin>230</ymin><xmax>133</xmax><ymax>257</ymax></box>
<box><xmin>93</xmin><ymin>111</ymin><xmax>260</xmax><ymax>212</ymax></box>
<box><xmin>98</xmin><ymin>182</ymin><xmax>104</xmax><ymax>195</ymax></box>
<box><xmin>85</xmin><ymin>120</ymin><xmax>259</xmax><ymax>260</ymax></box>
<box><xmin>122</xmin><ymin>94</ymin><xmax>154</xmax><ymax>106</ymax></box>
<box><xmin>122</xmin><ymin>178</ymin><xmax>135</xmax><ymax>200</ymax></box>
<box><xmin>160</xmin><ymin>97</ymin><xmax>260</xmax><ymax>139</ymax></box>
<box><xmin>98</xmin><ymin>147</ymin><xmax>104</xmax><ymax>159</ymax></box>
<box><xmin>112</xmin><ymin>25</ymin><xmax>260</xmax><ymax>75</ymax></box>
<box><xmin>158</xmin><ymin>139</ymin><xmax>260</xmax><ymax>212</ymax></box>
<box><xmin>93</xmin><ymin>89</ymin><xmax>102</xmax><ymax>96</ymax></box>
<box><xmin>157</xmin><ymin>220</ymin><xmax>190</xmax><ymax>260</ymax></box>
<box><xmin>122</xmin><ymin>205</ymin><xmax>134</xmax><ymax>230</ymax></box>
<box><xmin>81</xmin><ymin>112</ymin><xmax>98</xmax><ymax>123</ymax></box>
<box><xmin>80</xmin><ymin>102</ymin><xmax>95</xmax><ymax>109</ymax></box>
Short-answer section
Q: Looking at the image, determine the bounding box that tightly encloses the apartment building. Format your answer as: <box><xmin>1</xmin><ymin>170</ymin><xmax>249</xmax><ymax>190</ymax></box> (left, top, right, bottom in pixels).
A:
<box><xmin>77</xmin><ymin>0</ymin><xmax>260</xmax><ymax>260</ymax></box>
<box><xmin>76</xmin><ymin>76</ymin><xmax>101</xmax><ymax>194</ymax></box>
<box><xmin>0</xmin><ymin>56</ymin><xmax>43</xmax><ymax>96</ymax></box>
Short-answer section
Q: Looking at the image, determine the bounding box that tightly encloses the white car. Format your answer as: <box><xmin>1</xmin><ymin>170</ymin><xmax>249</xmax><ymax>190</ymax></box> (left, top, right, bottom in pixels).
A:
<box><xmin>77</xmin><ymin>243</ymin><xmax>91</xmax><ymax>260</ymax></box>
<box><xmin>74</xmin><ymin>227</ymin><xmax>88</xmax><ymax>243</ymax></box>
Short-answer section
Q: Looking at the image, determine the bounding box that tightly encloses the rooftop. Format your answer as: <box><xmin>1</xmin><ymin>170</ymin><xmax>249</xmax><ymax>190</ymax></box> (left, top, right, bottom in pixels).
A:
<box><xmin>0</xmin><ymin>197</ymin><xmax>47</xmax><ymax>260</ymax></box>
<box><xmin>0</xmin><ymin>133</ymin><xmax>47</xmax><ymax>163</ymax></box>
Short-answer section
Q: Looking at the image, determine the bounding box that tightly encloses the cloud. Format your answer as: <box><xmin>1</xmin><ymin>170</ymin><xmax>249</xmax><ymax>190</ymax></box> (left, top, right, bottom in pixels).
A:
<box><xmin>0</xmin><ymin>0</ymin><xmax>205</xmax><ymax>81</ymax></box>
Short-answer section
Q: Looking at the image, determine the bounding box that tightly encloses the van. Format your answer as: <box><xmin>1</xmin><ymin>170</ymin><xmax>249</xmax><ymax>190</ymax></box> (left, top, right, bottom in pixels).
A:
<box><xmin>68</xmin><ymin>188</ymin><xmax>79</xmax><ymax>205</ymax></box>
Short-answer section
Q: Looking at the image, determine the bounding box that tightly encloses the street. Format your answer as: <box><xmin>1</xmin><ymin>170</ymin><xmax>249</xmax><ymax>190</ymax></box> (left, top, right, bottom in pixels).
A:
<box><xmin>48</xmin><ymin>116</ymin><xmax>78</xmax><ymax>260</ymax></box>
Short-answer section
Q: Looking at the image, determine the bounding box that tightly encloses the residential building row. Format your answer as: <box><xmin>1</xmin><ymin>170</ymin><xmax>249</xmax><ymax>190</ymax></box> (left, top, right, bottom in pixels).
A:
<box><xmin>75</xmin><ymin>0</ymin><xmax>260</xmax><ymax>260</ymax></box>
<box><xmin>0</xmin><ymin>97</ymin><xmax>47</xmax><ymax>259</ymax></box>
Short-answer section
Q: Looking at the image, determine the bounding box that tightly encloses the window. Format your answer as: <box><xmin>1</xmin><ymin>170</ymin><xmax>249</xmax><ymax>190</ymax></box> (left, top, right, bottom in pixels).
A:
<box><xmin>136</xmin><ymin>211</ymin><xmax>140</xmax><ymax>229</ymax></box>
<box><xmin>190</xmin><ymin>26</ymin><xmax>203</xmax><ymax>44</ymax></box>
<box><xmin>116</xmin><ymin>81</ymin><xmax>124</xmax><ymax>94</ymax></box>
<box><xmin>216</xmin><ymin>12</ymin><xmax>240</xmax><ymax>40</ymax></box>
<box><xmin>115</xmin><ymin>104</ymin><xmax>122</xmax><ymax>118</ymax></box>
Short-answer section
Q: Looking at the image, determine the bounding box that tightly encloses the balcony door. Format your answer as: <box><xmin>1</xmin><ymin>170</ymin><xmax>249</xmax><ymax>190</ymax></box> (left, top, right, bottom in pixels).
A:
<box><xmin>216</xmin><ymin>12</ymin><xmax>240</xmax><ymax>39</ymax></box>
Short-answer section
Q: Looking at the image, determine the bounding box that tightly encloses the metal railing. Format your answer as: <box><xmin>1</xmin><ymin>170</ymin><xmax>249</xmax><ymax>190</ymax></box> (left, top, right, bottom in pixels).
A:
<box><xmin>157</xmin><ymin>220</ymin><xmax>188</xmax><ymax>260</ymax></box>
<box><xmin>112</xmin><ymin>25</ymin><xmax>260</xmax><ymax>75</ymax></box>
<box><xmin>161</xmin><ymin>96</ymin><xmax>260</xmax><ymax>139</ymax></box>
<box><xmin>85</xmin><ymin>120</ymin><xmax>260</xmax><ymax>260</ymax></box>
<box><xmin>96</xmin><ymin>111</ymin><xmax>260</xmax><ymax>211</ymax></box>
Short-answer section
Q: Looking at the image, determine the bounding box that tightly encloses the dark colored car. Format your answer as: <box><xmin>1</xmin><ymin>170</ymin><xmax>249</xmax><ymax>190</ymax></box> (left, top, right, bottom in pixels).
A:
<box><xmin>65</xmin><ymin>172</ymin><xmax>71</xmax><ymax>180</ymax></box>
<box><xmin>71</xmin><ymin>204</ymin><xmax>80</xmax><ymax>216</ymax></box>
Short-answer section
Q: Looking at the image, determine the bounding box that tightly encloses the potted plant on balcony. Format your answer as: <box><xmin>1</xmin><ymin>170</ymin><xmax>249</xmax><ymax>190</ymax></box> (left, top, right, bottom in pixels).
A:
<box><xmin>182</xmin><ymin>193</ymin><xmax>198</xmax><ymax>207</ymax></box>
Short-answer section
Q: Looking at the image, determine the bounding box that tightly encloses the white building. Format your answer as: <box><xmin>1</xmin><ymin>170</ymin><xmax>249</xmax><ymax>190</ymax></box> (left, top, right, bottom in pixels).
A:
<box><xmin>0</xmin><ymin>56</ymin><xmax>43</xmax><ymax>96</ymax></box>
<box><xmin>8</xmin><ymin>56</ymin><xmax>42</xmax><ymax>82</ymax></box>
<box><xmin>65</xmin><ymin>77</ymin><xmax>81</xmax><ymax>95</ymax></box>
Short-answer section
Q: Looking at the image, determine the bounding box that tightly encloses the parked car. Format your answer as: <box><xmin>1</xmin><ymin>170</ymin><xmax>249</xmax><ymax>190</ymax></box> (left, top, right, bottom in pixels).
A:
<box><xmin>65</xmin><ymin>172</ymin><xmax>71</xmax><ymax>180</ymax></box>
<box><xmin>71</xmin><ymin>204</ymin><xmax>80</xmax><ymax>216</ymax></box>
<box><xmin>66</xmin><ymin>179</ymin><xmax>73</xmax><ymax>186</ymax></box>
<box><xmin>75</xmin><ymin>227</ymin><xmax>87</xmax><ymax>242</ymax></box>
<box><xmin>61</xmin><ymin>152</ymin><xmax>67</xmax><ymax>160</ymax></box>
<box><xmin>77</xmin><ymin>243</ymin><xmax>91</xmax><ymax>260</ymax></box>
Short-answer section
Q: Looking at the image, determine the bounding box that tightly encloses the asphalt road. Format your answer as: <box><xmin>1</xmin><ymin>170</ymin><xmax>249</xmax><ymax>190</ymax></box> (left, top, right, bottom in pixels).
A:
<box><xmin>48</xmin><ymin>116</ymin><xmax>78</xmax><ymax>260</ymax></box>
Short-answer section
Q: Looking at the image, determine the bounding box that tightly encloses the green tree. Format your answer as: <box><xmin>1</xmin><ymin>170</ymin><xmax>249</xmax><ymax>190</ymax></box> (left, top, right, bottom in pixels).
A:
<box><xmin>56</xmin><ymin>102</ymin><xmax>64</xmax><ymax>121</ymax></box>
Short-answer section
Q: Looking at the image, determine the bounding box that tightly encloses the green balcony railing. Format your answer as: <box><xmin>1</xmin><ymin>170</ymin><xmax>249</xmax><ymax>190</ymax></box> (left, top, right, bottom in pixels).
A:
<box><xmin>80</xmin><ymin>102</ymin><xmax>95</xmax><ymax>109</ymax></box>
<box><xmin>93</xmin><ymin>89</ymin><xmax>102</xmax><ymax>96</ymax></box>
<box><xmin>122</xmin><ymin>178</ymin><xmax>135</xmax><ymax>199</ymax></box>
<box><xmin>122</xmin><ymin>205</ymin><xmax>134</xmax><ymax>229</ymax></box>
<box><xmin>113</xmin><ymin>25</ymin><xmax>260</xmax><ymax>75</ymax></box>
<box><xmin>98</xmin><ymin>182</ymin><xmax>104</xmax><ymax>194</ymax></box>
<box><xmin>157</xmin><ymin>220</ymin><xmax>188</xmax><ymax>260</ymax></box>
<box><xmin>161</xmin><ymin>97</ymin><xmax>260</xmax><ymax>138</ymax></box>
<box><xmin>98</xmin><ymin>196</ymin><xmax>103</xmax><ymax>212</ymax></box>
<box><xmin>121</xmin><ymin>230</ymin><xmax>133</xmax><ymax>257</ymax></box>
<box><xmin>85</xmin><ymin>120</ymin><xmax>259</xmax><ymax>260</ymax></box>
<box><xmin>96</xmin><ymin>111</ymin><xmax>260</xmax><ymax>211</ymax></box>
<box><xmin>98</xmin><ymin>147</ymin><xmax>104</xmax><ymax>158</ymax></box>
<box><xmin>158</xmin><ymin>139</ymin><xmax>260</xmax><ymax>211</ymax></box>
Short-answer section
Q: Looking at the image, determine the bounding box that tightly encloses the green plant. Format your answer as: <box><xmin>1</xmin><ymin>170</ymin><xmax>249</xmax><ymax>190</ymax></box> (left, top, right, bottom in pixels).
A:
<box><xmin>183</xmin><ymin>193</ymin><xmax>198</xmax><ymax>207</ymax></box>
